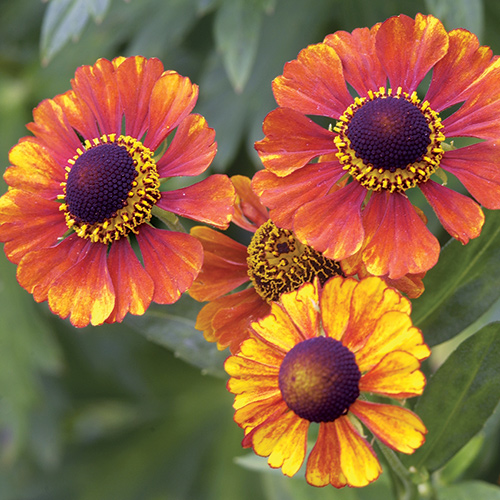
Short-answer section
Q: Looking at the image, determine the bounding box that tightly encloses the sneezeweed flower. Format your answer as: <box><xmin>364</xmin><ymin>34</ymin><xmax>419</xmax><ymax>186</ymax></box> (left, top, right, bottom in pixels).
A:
<box><xmin>189</xmin><ymin>175</ymin><xmax>424</xmax><ymax>353</ymax></box>
<box><xmin>0</xmin><ymin>56</ymin><xmax>235</xmax><ymax>327</ymax></box>
<box><xmin>254</xmin><ymin>13</ymin><xmax>500</xmax><ymax>279</ymax></box>
<box><xmin>225</xmin><ymin>276</ymin><xmax>430</xmax><ymax>488</ymax></box>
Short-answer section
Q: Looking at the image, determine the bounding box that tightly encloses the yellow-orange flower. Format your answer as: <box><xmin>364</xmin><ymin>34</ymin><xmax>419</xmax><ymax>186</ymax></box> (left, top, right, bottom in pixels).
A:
<box><xmin>0</xmin><ymin>56</ymin><xmax>235</xmax><ymax>327</ymax></box>
<box><xmin>254</xmin><ymin>13</ymin><xmax>500</xmax><ymax>279</ymax></box>
<box><xmin>225</xmin><ymin>276</ymin><xmax>429</xmax><ymax>488</ymax></box>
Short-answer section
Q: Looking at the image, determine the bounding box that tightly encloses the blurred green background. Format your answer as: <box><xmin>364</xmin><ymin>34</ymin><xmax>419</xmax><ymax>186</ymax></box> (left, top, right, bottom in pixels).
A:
<box><xmin>1</xmin><ymin>1</ymin><xmax>500</xmax><ymax>499</ymax></box>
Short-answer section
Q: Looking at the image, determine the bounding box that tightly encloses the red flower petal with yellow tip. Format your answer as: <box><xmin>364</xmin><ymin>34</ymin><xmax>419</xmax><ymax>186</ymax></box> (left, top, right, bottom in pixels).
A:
<box><xmin>0</xmin><ymin>56</ymin><xmax>235</xmax><ymax>327</ymax></box>
<box><xmin>48</xmin><ymin>242</ymin><xmax>115</xmax><ymax>328</ymax></box>
<box><xmin>225</xmin><ymin>276</ymin><xmax>428</xmax><ymax>488</ymax></box>
<box><xmin>255</xmin><ymin>13</ymin><xmax>500</xmax><ymax>277</ymax></box>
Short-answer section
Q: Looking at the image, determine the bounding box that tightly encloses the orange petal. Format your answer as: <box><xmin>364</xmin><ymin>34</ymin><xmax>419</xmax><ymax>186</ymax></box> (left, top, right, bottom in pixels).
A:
<box><xmin>115</xmin><ymin>56</ymin><xmax>165</xmax><ymax>138</ymax></box>
<box><xmin>341</xmin><ymin>276</ymin><xmax>411</xmax><ymax>354</ymax></box>
<box><xmin>294</xmin><ymin>181</ymin><xmax>367</xmax><ymax>261</ymax></box>
<box><xmin>360</xmin><ymin>351</ymin><xmax>426</xmax><ymax>398</ymax></box>
<box><xmin>252</xmin><ymin>162</ymin><xmax>345</xmax><ymax>229</ymax></box>
<box><xmin>234</xmin><ymin>395</ymin><xmax>287</xmax><ymax>435</ymax></box>
<box><xmin>324</xmin><ymin>25</ymin><xmax>386</xmax><ymax>97</ymax></box>
<box><xmin>0</xmin><ymin>190</ymin><xmax>67</xmax><ymax>264</ymax></box>
<box><xmin>145</xmin><ymin>72</ymin><xmax>198</xmax><ymax>151</ymax></box>
<box><xmin>272</xmin><ymin>43</ymin><xmax>353</xmax><ymax>118</ymax></box>
<box><xmin>48</xmin><ymin>242</ymin><xmax>115</xmax><ymax>327</ymax></box>
<box><xmin>189</xmin><ymin>226</ymin><xmax>249</xmax><ymax>302</ymax></box>
<box><xmin>267</xmin><ymin>413</ymin><xmax>309</xmax><ymax>477</ymax></box>
<box><xmin>335</xmin><ymin>416</ymin><xmax>382</xmax><ymax>487</ymax></box>
<box><xmin>72</xmin><ymin>58</ymin><xmax>122</xmax><ymax>135</ymax></box>
<box><xmin>6</xmin><ymin>138</ymin><xmax>65</xmax><ymax>199</ymax></box>
<box><xmin>53</xmin><ymin>89</ymin><xmax>100</xmax><ymax>139</ymax></box>
<box><xmin>248</xmin><ymin>409</ymin><xmax>309</xmax><ymax>477</ymax></box>
<box><xmin>196</xmin><ymin>289</ymin><xmax>269</xmax><ymax>353</ymax></box>
<box><xmin>280</xmin><ymin>282</ymin><xmax>320</xmax><ymax>339</ymax></box>
<box><xmin>306</xmin><ymin>421</ymin><xmax>347</xmax><ymax>488</ymax></box>
<box><xmin>442</xmin><ymin>142</ymin><xmax>500</xmax><ymax>210</ymax></box>
<box><xmin>375</xmin><ymin>13</ymin><xmax>448</xmax><ymax>93</ymax></box>
<box><xmin>426</xmin><ymin>29</ymin><xmax>493</xmax><ymax>111</ymax></box>
<box><xmin>251</xmin><ymin>302</ymin><xmax>307</xmax><ymax>354</ymax></box>
<box><xmin>105</xmin><ymin>237</ymin><xmax>154</xmax><ymax>323</ymax></box>
<box><xmin>157</xmin><ymin>174</ymin><xmax>235</xmax><ymax>229</ymax></box>
<box><xmin>383</xmin><ymin>273</ymin><xmax>425</xmax><ymax>299</ymax></box>
<box><xmin>26</xmin><ymin>97</ymin><xmax>83</xmax><ymax>166</ymax></box>
<box><xmin>350</xmin><ymin>400</ymin><xmax>426</xmax><ymax>454</ymax></box>
<box><xmin>420</xmin><ymin>179</ymin><xmax>484</xmax><ymax>244</ymax></box>
<box><xmin>137</xmin><ymin>225</ymin><xmax>203</xmax><ymax>304</ymax></box>
<box><xmin>231</xmin><ymin>175</ymin><xmax>269</xmax><ymax>231</ymax></box>
<box><xmin>156</xmin><ymin>113</ymin><xmax>216</xmax><ymax>177</ymax></box>
<box><xmin>238</xmin><ymin>336</ymin><xmax>286</xmax><ymax>367</ymax></box>
<box><xmin>355</xmin><ymin>310</ymin><xmax>430</xmax><ymax>372</ymax></box>
<box><xmin>320</xmin><ymin>276</ymin><xmax>358</xmax><ymax>341</ymax></box>
<box><xmin>254</xmin><ymin>108</ymin><xmax>336</xmax><ymax>176</ymax></box>
<box><xmin>17</xmin><ymin>234</ymin><xmax>87</xmax><ymax>303</ymax></box>
<box><xmin>442</xmin><ymin>58</ymin><xmax>500</xmax><ymax>140</ymax></box>
<box><xmin>362</xmin><ymin>191</ymin><xmax>440</xmax><ymax>279</ymax></box>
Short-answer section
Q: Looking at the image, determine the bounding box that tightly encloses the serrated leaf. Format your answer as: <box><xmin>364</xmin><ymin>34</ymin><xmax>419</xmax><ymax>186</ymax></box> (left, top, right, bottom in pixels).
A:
<box><xmin>412</xmin><ymin>209</ymin><xmax>500</xmax><ymax>347</ymax></box>
<box><xmin>404</xmin><ymin>323</ymin><xmax>500</xmax><ymax>472</ymax></box>
<box><xmin>437</xmin><ymin>480</ymin><xmax>500</xmax><ymax>500</ymax></box>
<box><xmin>214</xmin><ymin>0</ymin><xmax>264</xmax><ymax>93</ymax></box>
<box><xmin>424</xmin><ymin>0</ymin><xmax>484</xmax><ymax>40</ymax></box>
<box><xmin>125</xmin><ymin>294</ymin><xmax>227</xmax><ymax>377</ymax></box>
<box><xmin>40</xmin><ymin>0</ymin><xmax>91</xmax><ymax>65</ymax></box>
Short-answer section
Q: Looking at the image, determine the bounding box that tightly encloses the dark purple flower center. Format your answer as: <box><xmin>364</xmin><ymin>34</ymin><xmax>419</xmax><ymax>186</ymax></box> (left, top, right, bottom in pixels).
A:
<box><xmin>278</xmin><ymin>336</ymin><xmax>361</xmax><ymax>423</ymax></box>
<box><xmin>65</xmin><ymin>143</ymin><xmax>137</xmax><ymax>224</ymax></box>
<box><xmin>346</xmin><ymin>96</ymin><xmax>431</xmax><ymax>172</ymax></box>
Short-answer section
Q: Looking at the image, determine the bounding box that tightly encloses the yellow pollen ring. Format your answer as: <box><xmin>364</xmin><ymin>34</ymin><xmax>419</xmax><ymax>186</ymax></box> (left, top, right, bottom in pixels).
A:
<box><xmin>59</xmin><ymin>134</ymin><xmax>161</xmax><ymax>244</ymax></box>
<box><xmin>247</xmin><ymin>220</ymin><xmax>344</xmax><ymax>303</ymax></box>
<box><xmin>334</xmin><ymin>87</ymin><xmax>445</xmax><ymax>193</ymax></box>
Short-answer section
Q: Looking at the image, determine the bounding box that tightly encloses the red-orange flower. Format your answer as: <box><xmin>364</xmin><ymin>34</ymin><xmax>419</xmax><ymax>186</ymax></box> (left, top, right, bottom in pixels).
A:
<box><xmin>0</xmin><ymin>56</ymin><xmax>235</xmax><ymax>327</ymax></box>
<box><xmin>226</xmin><ymin>277</ymin><xmax>429</xmax><ymax>488</ymax></box>
<box><xmin>254</xmin><ymin>13</ymin><xmax>500</xmax><ymax>279</ymax></box>
<box><xmin>189</xmin><ymin>175</ymin><xmax>424</xmax><ymax>353</ymax></box>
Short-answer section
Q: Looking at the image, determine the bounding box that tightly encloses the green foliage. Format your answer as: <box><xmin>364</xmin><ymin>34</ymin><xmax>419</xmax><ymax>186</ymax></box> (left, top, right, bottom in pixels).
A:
<box><xmin>405</xmin><ymin>323</ymin><xmax>500</xmax><ymax>472</ymax></box>
<box><xmin>40</xmin><ymin>0</ymin><xmax>112</xmax><ymax>65</ymax></box>
<box><xmin>412</xmin><ymin>209</ymin><xmax>500</xmax><ymax>347</ymax></box>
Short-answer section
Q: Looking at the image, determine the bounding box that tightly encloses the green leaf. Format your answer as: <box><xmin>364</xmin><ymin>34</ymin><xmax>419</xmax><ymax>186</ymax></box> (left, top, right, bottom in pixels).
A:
<box><xmin>214</xmin><ymin>0</ymin><xmax>264</xmax><ymax>93</ymax></box>
<box><xmin>0</xmin><ymin>253</ymin><xmax>62</xmax><ymax>465</ymax></box>
<box><xmin>404</xmin><ymin>323</ymin><xmax>500</xmax><ymax>472</ymax></box>
<box><xmin>40</xmin><ymin>0</ymin><xmax>112</xmax><ymax>65</ymax></box>
<box><xmin>437</xmin><ymin>480</ymin><xmax>500</xmax><ymax>500</ymax></box>
<box><xmin>412</xmin><ymin>209</ymin><xmax>500</xmax><ymax>347</ymax></box>
<box><xmin>125</xmin><ymin>294</ymin><xmax>228</xmax><ymax>378</ymax></box>
<box><xmin>424</xmin><ymin>0</ymin><xmax>484</xmax><ymax>40</ymax></box>
<box><xmin>40</xmin><ymin>0</ymin><xmax>90</xmax><ymax>65</ymax></box>
<box><xmin>438</xmin><ymin>433</ymin><xmax>484</xmax><ymax>484</ymax></box>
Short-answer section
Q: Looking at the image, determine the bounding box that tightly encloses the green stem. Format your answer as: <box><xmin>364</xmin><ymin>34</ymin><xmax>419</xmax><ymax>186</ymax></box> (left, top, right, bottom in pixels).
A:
<box><xmin>377</xmin><ymin>443</ymin><xmax>418</xmax><ymax>500</ymax></box>
<box><xmin>152</xmin><ymin>206</ymin><xmax>187</xmax><ymax>233</ymax></box>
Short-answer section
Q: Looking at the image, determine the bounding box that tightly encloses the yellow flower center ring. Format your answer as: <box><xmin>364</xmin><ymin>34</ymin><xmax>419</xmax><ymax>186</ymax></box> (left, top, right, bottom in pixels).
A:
<box><xmin>334</xmin><ymin>87</ymin><xmax>445</xmax><ymax>193</ymax></box>
<box><xmin>247</xmin><ymin>220</ymin><xmax>344</xmax><ymax>302</ymax></box>
<box><xmin>59</xmin><ymin>134</ymin><xmax>161</xmax><ymax>244</ymax></box>
<box><xmin>279</xmin><ymin>336</ymin><xmax>361</xmax><ymax>422</ymax></box>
